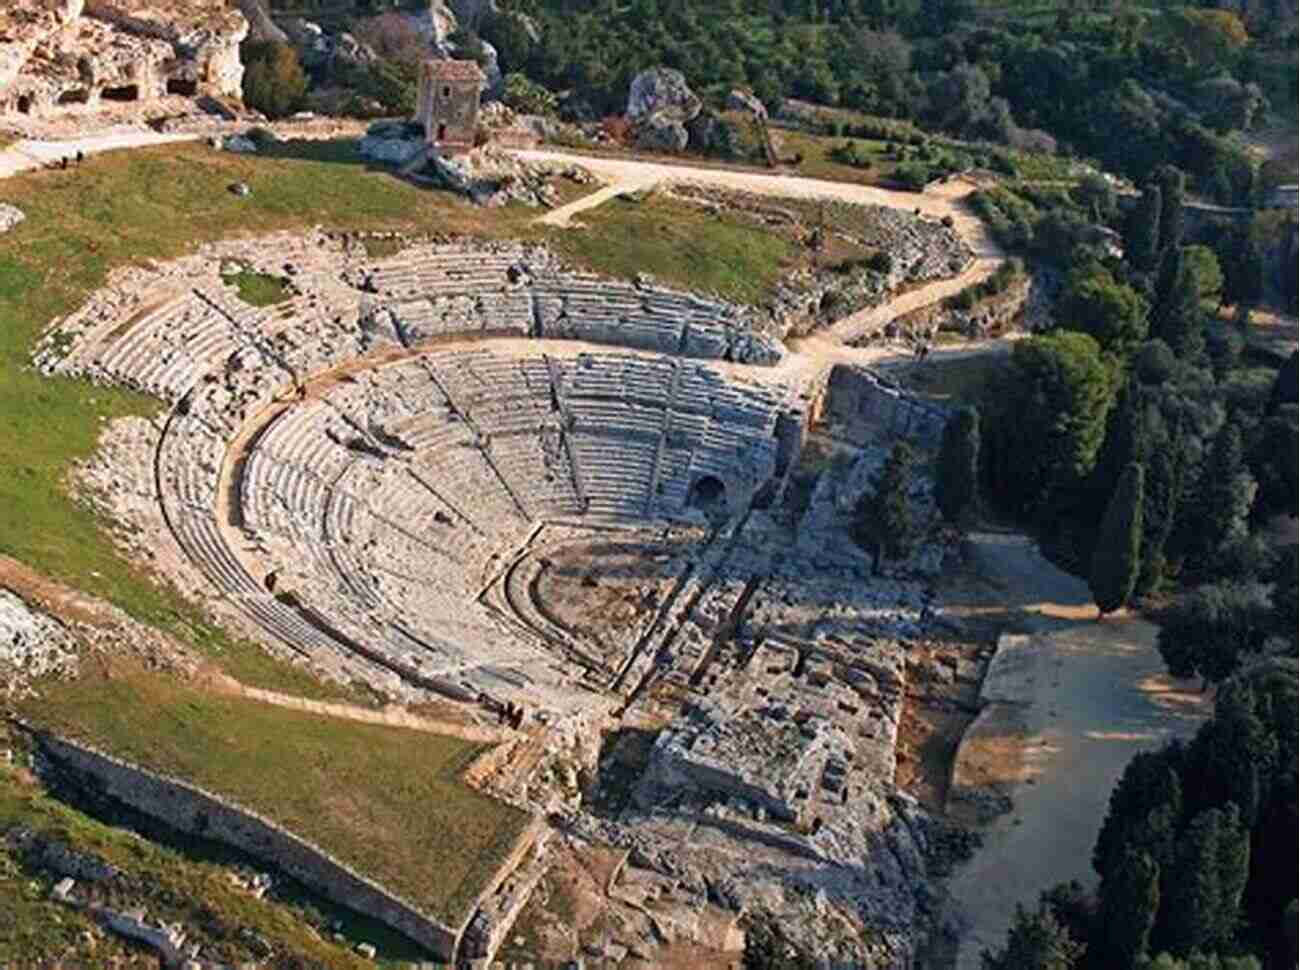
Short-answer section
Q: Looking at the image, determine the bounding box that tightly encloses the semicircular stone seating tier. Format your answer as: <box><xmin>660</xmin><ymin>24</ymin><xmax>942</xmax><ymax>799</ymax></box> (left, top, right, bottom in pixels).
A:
<box><xmin>64</xmin><ymin>241</ymin><xmax>791</xmax><ymax>711</ymax></box>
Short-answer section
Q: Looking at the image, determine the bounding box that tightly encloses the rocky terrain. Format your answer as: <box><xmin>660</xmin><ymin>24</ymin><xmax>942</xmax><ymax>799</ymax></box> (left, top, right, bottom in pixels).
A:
<box><xmin>0</xmin><ymin>0</ymin><xmax>247</xmax><ymax>120</ymax></box>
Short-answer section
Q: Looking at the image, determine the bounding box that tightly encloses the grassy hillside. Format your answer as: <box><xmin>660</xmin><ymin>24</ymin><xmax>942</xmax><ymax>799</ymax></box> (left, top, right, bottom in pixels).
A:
<box><xmin>21</xmin><ymin>670</ymin><xmax>528</xmax><ymax>928</ymax></box>
<box><xmin>0</xmin><ymin>735</ymin><xmax>402</xmax><ymax>966</ymax></box>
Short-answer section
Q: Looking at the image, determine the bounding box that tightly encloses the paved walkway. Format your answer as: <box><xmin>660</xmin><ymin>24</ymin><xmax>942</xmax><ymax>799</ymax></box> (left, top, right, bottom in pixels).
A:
<box><xmin>0</xmin><ymin>130</ymin><xmax>201</xmax><ymax>179</ymax></box>
<box><xmin>941</xmin><ymin>533</ymin><xmax>1209</xmax><ymax>969</ymax></box>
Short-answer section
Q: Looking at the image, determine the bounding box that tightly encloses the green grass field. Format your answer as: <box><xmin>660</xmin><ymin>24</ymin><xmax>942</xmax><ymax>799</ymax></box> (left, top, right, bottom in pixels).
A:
<box><xmin>0</xmin><ymin>749</ymin><xmax>394</xmax><ymax>966</ymax></box>
<box><xmin>21</xmin><ymin>672</ymin><xmax>528</xmax><ymax>928</ymax></box>
<box><xmin>547</xmin><ymin>191</ymin><xmax>796</xmax><ymax>304</ymax></box>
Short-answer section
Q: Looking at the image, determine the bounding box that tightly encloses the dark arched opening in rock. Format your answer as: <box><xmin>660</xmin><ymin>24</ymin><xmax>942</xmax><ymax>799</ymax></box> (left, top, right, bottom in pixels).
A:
<box><xmin>57</xmin><ymin>89</ymin><xmax>89</xmax><ymax>106</ymax></box>
<box><xmin>167</xmin><ymin>78</ymin><xmax>198</xmax><ymax>96</ymax></box>
<box><xmin>688</xmin><ymin>475</ymin><xmax>727</xmax><ymax>511</ymax></box>
<box><xmin>101</xmin><ymin>85</ymin><xmax>139</xmax><ymax>103</ymax></box>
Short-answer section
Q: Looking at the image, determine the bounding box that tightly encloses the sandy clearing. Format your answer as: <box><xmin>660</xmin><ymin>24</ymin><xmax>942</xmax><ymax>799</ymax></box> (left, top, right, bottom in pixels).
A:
<box><xmin>942</xmin><ymin>533</ymin><xmax>1210</xmax><ymax>969</ymax></box>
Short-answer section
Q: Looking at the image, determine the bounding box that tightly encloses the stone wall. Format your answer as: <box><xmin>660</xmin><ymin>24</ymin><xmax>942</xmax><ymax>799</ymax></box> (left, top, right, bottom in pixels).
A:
<box><xmin>34</xmin><ymin>730</ymin><xmax>460</xmax><ymax>960</ymax></box>
<box><xmin>822</xmin><ymin>364</ymin><xmax>948</xmax><ymax>449</ymax></box>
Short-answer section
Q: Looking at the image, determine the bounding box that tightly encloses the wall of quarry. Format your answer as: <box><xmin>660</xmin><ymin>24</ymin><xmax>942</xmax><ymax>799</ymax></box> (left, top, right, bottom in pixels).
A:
<box><xmin>33</xmin><ymin>730</ymin><xmax>461</xmax><ymax>960</ymax></box>
<box><xmin>822</xmin><ymin>363</ymin><xmax>948</xmax><ymax>448</ymax></box>
<box><xmin>0</xmin><ymin>0</ymin><xmax>247</xmax><ymax>119</ymax></box>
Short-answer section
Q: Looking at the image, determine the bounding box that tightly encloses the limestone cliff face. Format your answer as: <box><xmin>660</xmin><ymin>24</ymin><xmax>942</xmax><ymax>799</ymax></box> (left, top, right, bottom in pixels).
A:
<box><xmin>0</xmin><ymin>0</ymin><xmax>248</xmax><ymax>117</ymax></box>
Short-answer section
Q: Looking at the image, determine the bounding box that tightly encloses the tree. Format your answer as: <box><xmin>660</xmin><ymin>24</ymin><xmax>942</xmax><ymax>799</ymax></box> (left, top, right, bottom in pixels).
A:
<box><xmin>1217</xmin><ymin>224</ymin><xmax>1265</xmax><ymax>308</ymax></box>
<box><xmin>1135</xmin><ymin>340</ymin><xmax>1177</xmax><ymax>387</ymax></box>
<box><xmin>1090</xmin><ymin>462</ymin><xmax>1144</xmax><ymax>616</ymax></box>
<box><xmin>1124</xmin><ymin>183</ymin><xmax>1162</xmax><ymax>273</ymax></box>
<box><xmin>1137</xmin><ymin>954</ymin><xmax>1261</xmax><ymax>970</ymax></box>
<box><xmin>1094</xmin><ymin>745</ymin><xmax>1185</xmax><ymax>880</ymax></box>
<box><xmin>1161</xmin><ymin>805</ymin><xmax>1250</xmax><ymax>955</ymax></box>
<box><xmin>1155</xmin><ymin>165</ymin><xmax>1186</xmax><ymax>255</ymax></box>
<box><xmin>1155</xmin><ymin>581</ymin><xmax>1272</xmax><ymax>687</ymax></box>
<box><xmin>241</xmin><ymin>41</ymin><xmax>308</xmax><ymax>119</ymax></box>
<box><xmin>1182</xmin><ymin>245</ymin><xmax>1224</xmax><ymax>305</ymax></box>
<box><xmin>1150</xmin><ymin>248</ymin><xmax>1206</xmax><ymax>359</ymax></box>
<box><xmin>981</xmin><ymin>904</ymin><xmax>1086</xmax><ymax>970</ymax></box>
<box><xmin>936</xmin><ymin>406</ymin><xmax>980</xmax><ymax>524</ymax></box>
<box><xmin>1182</xmin><ymin>421</ymin><xmax>1255</xmax><ymax>572</ymax></box>
<box><xmin>1059</xmin><ymin>263</ymin><xmax>1150</xmax><ymax>353</ymax></box>
<box><xmin>1073</xmin><ymin>174</ymin><xmax>1117</xmax><ymax>223</ymax></box>
<box><xmin>987</xmin><ymin>332</ymin><xmax>1117</xmax><ymax>519</ymax></box>
<box><xmin>1267</xmin><ymin>544</ymin><xmax>1298</xmax><ymax>650</ymax></box>
<box><xmin>1096</xmin><ymin>848</ymin><xmax>1161</xmax><ymax>969</ymax></box>
<box><xmin>1135</xmin><ymin>421</ymin><xmax>1187</xmax><ymax>596</ymax></box>
<box><xmin>501</xmin><ymin>72</ymin><xmax>558</xmax><ymax>115</ymax></box>
<box><xmin>1185</xmin><ymin>681</ymin><xmax>1279</xmax><ymax>827</ymax></box>
<box><xmin>852</xmin><ymin>442</ymin><xmax>917</xmax><ymax>574</ymax></box>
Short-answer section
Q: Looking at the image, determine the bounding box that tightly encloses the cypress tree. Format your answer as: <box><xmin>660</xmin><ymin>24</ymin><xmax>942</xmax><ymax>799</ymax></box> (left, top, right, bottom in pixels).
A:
<box><xmin>936</xmin><ymin>406</ymin><xmax>980</xmax><ymax>524</ymax></box>
<box><xmin>1183</xmin><ymin>421</ymin><xmax>1255</xmax><ymax>573</ymax></box>
<box><xmin>1090</xmin><ymin>461</ymin><xmax>1145</xmax><ymax>616</ymax></box>
<box><xmin>1161</xmin><ymin>805</ymin><xmax>1250</xmax><ymax>954</ymax></box>
<box><xmin>980</xmin><ymin>904</ymin><xmax>1085</xmax><ymax>970</ymax></box>
<box><xmin>1097</xmin><ymin>848</ymin><xmax>1161</xmax><ymax>969</ymax></box>
<box><xmin>1125</xmin><ymin>182</ymin><xmax>1162</xmax><ymax>273</ymax></box>
<box><xmin>1156</xmin><ymin>165</ymin><xmax>1186</xmax><ymax>254</ymax></box>
<box><xmin>1135</xmin><ymin>430</ymin><xmax>1185</xmax><ymax>596</ymax></box>
<box><xmin>1151</xmin><ymin>248</ymin><xmax>1206</xmax><ymax>359</ymax></box>
<box><xmin>852</xmin><ymin>442</ymin><xmax>916</xmax><ymax>575</ymax></box>
<box><xmin>1094</xmin><ymin>745</ymin><xmax>1184</xmax><ymax>879</ymax></box>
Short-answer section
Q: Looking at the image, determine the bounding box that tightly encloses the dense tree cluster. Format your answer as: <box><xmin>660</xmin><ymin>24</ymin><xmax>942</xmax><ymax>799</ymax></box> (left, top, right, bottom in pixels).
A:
<box><xmin>480</xmin><ymin>0</ymin><xmax>1292</xmax><ymax>203</ymax></box>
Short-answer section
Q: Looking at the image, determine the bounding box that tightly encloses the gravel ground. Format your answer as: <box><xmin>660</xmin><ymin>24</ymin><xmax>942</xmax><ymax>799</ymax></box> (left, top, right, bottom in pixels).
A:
<box><xmin>941</xmin><ymin>532</ymin><xmax>1210</xmax><ymax>969</ymax></box>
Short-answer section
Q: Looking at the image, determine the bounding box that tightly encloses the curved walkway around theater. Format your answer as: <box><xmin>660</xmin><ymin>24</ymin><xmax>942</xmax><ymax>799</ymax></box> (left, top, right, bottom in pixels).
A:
<box><xmin>516</xmin><ymin>147</ymin><xmax>1006</xmax><ymax>350</ymax></box>
<box><xmin>939</xmin><ymin>532</ymin><xmax>1210</xmax><ymax>970</ymax></box>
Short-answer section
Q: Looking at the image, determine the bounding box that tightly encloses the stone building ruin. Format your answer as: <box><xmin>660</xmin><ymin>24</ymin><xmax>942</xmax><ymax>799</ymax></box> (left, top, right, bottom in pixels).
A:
<box><xmin>0</xmin><ymin>0</ymin><xmax>247</xmax><ymax>119</ymax></box>
<box><xmin>415</xmin><ymin>58</ymin><xmax>484</xmax><ymax>155</ymax></box>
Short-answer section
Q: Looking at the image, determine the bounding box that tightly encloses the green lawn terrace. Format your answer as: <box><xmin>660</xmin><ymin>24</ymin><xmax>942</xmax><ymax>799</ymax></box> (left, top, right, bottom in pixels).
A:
<box><xmin>22</xmin><ymin>673</ymin><xmax>530</xmax><ymax>933</ymax></box>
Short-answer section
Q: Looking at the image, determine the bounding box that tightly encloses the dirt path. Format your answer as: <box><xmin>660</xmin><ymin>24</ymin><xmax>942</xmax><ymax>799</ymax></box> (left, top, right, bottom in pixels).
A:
<box><xmin>0</xmin><ymin>130</ymin><xmax>201</xmax><ymax>178</ymax></box>
<box><xmin>517</xmin><ymin>147</ymin><xmax>1005</xmax><ymax>354</ymax></box>
<box><xmin>940</xmin><ymin>532</ymin><xmax>1209</xmax><ymax>969</ymax></box>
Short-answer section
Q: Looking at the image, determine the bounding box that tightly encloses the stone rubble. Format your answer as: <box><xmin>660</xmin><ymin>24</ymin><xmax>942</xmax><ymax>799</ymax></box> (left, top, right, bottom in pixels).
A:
<box><xmin>0</xmin><ymin>589</ymin><xmax>79</xmax><ymax>697</ymax></box>
<box><xmin>0</xmin><ymin>0</ymin><xmax>248</xmax><ymax>120</ymax></box>
<box><xmin>0</xmin><ymin>202</ymin><xmax>26</xmax><ymax>234</ymax></box>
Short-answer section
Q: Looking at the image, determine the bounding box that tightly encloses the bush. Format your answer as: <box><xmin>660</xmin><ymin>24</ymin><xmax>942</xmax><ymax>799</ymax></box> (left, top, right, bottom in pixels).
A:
<box><xmin>340</xmin><ymin>59</ymin><xmax>418</xmax><ymax>116</ymax></box>
<box><xmin>828</xmin><ymin>140</ymin><xmax>872</xmax><ymax>169</ymax></box>
<box><xmin>893</xmin><ymin>160</ymin><xmax>934</xmax><ymax>190</ymax></box>
<box><xmin>502</xmin><ymin>73</ymin><xmax>558</xmax><ymax>116</ymax></box>
<box><xmin>241</xmin><ymin>41</ymin><xmax>308</xmax><ymax>119</ymax></box>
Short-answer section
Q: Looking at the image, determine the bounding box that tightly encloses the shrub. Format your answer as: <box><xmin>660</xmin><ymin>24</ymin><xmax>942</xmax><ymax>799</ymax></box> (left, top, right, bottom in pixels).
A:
<box><xmin>828</xmin><ymin>140</ymin><xmax>872</xmax><ymax>169</ymax></box>
<box><xmin>502</xmin><ymin>73</ymin><xmax>558</xmax><ymax>116</ymax></box>
<box><xmin>241</xmin><ymin>41</ymin><xmax>308</xmax><ymax>119</ymax></box>
<box><xmin>892</xmin><ymin>160</ymin><xmax>934</xmax><ymax>190</ymax></box>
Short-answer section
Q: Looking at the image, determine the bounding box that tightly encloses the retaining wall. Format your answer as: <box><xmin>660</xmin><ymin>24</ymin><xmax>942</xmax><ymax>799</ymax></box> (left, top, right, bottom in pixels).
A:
<box><xmin>34</xmin><ymin>730</ymin><xmax>460</xmax><ymax>960</ymax></box>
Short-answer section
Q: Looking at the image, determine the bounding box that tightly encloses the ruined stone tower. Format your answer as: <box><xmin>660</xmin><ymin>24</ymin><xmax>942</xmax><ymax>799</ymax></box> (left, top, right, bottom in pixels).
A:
<box><xmin>415</xmin><ymin>59</ymin><xmax>484</xmax><ymax>155</ymax></box>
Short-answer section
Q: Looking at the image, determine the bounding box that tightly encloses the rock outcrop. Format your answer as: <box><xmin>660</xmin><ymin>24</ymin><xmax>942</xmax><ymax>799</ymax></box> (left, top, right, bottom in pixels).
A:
<box><xmin>726</xmin><ymin>88</ymin><xmax>767</xmax><ymax>119</ymax></box>
<box><xmin>626</xmin><ymin>66</ymin><xmax>701</xmax><ymax>153</ymax></box>
<box><xmin>0</xmin><ymin>0</ymin><xmax>248</xmax><ymax>119</ymax></box>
